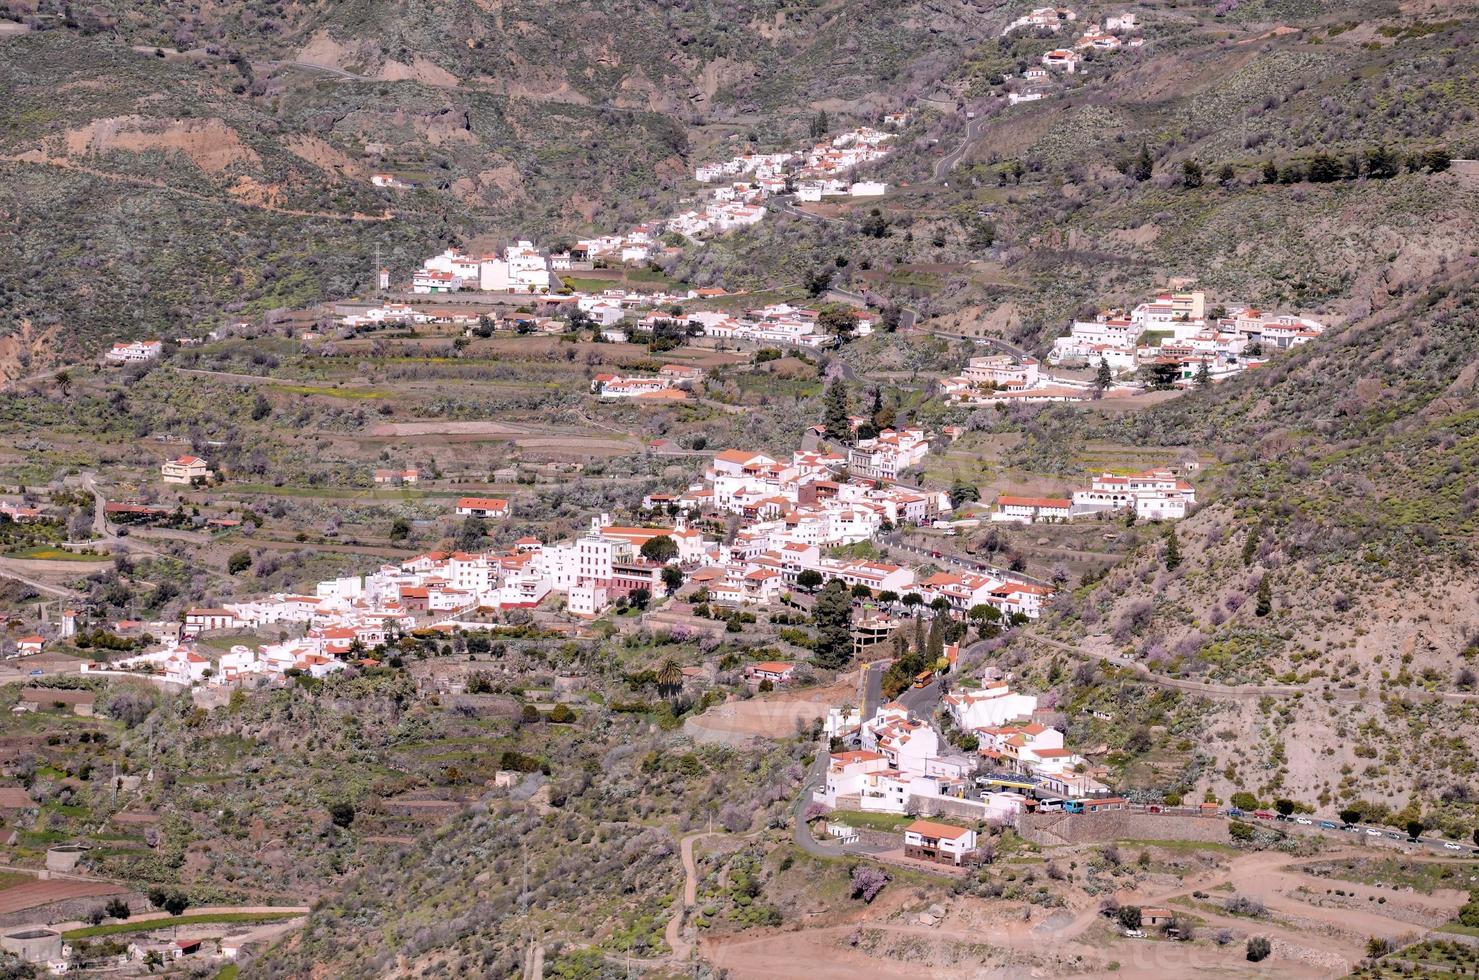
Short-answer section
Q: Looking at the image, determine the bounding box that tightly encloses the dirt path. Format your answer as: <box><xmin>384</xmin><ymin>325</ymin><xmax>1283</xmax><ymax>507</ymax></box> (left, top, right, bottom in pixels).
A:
<box><xmin>0</xmin><ymin>558</ymin><xmax>86</xmax><ymax>599</ymax></box>
<box><xmin>706</xmin><ymin>846</ymin><xmax>1467</xmax><ymax>979</ymax></box>
<box><xmin>47</xmin><ymin>904</ymin><xmax>309</xmax><ymax>932</ymax></box>
<box><xmin>0</xmin><ymin>155</ymin><xmax>393</xmax><ymax>222</ymax></box>
<box><xmin>663</xmin><ymin>831</ymin><xmax>722</xmax><ymax>962</ymax></box>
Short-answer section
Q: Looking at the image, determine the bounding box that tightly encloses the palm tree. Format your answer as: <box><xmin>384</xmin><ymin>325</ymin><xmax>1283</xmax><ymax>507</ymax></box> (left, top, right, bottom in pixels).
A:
<box><xmin>656</xmin><ymin>658</ymin><xmax>682</xmax><ymax>699</ymax></box>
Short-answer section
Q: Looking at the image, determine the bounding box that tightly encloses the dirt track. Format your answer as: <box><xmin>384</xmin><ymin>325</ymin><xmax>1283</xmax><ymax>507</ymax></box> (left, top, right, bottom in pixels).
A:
<box><xmin>703</xmin><ymin>847</ymin><xmax>1468</xmax><ymax>980</ymax></box>
<box><xmin>364</xmin><ymin>420</ymin><xmax>637</xmax><ymax>455</ymax></box>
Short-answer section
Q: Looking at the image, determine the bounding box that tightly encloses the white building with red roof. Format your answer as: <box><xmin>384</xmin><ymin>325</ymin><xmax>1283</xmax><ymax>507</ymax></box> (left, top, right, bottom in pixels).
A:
<box><xmin>455</xmin><ymin>497</ymin><xmax>509</xmax><ymax>519</ymax></box>
<box><xmin>991</xmin><ymin>495</ymin><xmax>1073</xmax><ymax>524</ymax></box>
<box><xmin>1071</xmin><ymin>468</ymin><xmax>1196</xmax><ymax>520</ymax></box>
<box><xmin>161</xmin><ymin>455</ymin><xmax>212</xmax><ymax>485</ymax></box>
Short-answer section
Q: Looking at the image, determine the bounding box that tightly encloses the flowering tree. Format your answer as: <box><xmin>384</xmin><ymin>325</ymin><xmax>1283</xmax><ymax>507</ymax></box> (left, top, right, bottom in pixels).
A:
<box><xmin>850</xmin><ymin>865</ymin><xmax>890</xmax><ymax>903</ymax></box>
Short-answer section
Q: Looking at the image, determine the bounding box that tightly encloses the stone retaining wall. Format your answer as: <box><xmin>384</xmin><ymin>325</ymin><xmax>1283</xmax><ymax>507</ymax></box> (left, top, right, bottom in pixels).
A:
<box><xmin>1021</xmin><ymin>811</ymin><xmax>1230</xmax><ymax>846</ymax></box>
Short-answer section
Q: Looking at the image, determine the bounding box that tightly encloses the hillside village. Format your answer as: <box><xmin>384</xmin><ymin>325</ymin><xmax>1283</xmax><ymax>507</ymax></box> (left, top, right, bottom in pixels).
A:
<box><xmin>403</xmin><ymin>124</ymin><xmax>896</xmax><ymax>298</ymax></box>
<box><xmin>52</xmin><ymin>415</ymin><xmax>1058</xmax><ymax>692</ymax></box>
<box><xmin>1048</xmin><ymin>289</ymin><xmax>1326</xmax><ymax>384</ymax></box>
<box><xmin>0</xmin><ymin>0</ymin><xmax>1477</xmax><ymax>975</ymax></box>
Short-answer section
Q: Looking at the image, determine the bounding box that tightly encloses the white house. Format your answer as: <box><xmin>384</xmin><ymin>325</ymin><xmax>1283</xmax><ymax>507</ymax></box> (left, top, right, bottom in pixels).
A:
<box><xmin>744</xmin><ymin>661</ymin><xmax>795</xmax><ymax>685</ymax></box>
<box><xmin>990</xmin><ymin>495</ymin><xmax>1073</xmax><ymax>524</ymax></box>
<box><xmin>1070</xmin><ymin>469</ymin><xmax>1196</xmax><ymax>520</ymax></box>
<box><xmin>161</xmin><ymin>455</ymin><xmax>211</xmax><ymax>485</ymax></box>
<box><xmin>105</xmin><ymin>340</ymin><xmax>163</xmax><ymax>364</ymax></box>
<box><xmin>568</xmin><ymin>582</ymin><xmax>609</xmax><ymax>618</ymax></box>
<box><xmin>455</xmin><ymin>497</ymin><xmax>509</xmax><ymax>519</ymax></box>
<box><xmin>163</xmin><ymin>648</ymin><xmax>210</xmax><ymax>685</ymax></box>
<box><xmin>944</xmin><ymin>683</ymin><xmax>1039</xmax><ymax>731</ymax></box>
<box><xmin>903</xmin><ymin>819</ymin><xmax>977</xmax><ymax>865</ymax></box>
<box><xmin>1042</xmin><ymin>49</ymin><xmax>1080</xmax><ymax>73</ymax></box>
<box><xmin>411</xmin><ymin>270</ymin><xmax>463</xmax><ymax>293</ymax></box>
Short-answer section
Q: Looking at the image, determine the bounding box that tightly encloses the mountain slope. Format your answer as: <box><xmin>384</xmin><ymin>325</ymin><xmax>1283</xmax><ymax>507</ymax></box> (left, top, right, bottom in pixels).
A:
<box><xmin>1021</xmin><ymin>269</ymin><xmax>1479</xmax><ymax>827</ymax></box>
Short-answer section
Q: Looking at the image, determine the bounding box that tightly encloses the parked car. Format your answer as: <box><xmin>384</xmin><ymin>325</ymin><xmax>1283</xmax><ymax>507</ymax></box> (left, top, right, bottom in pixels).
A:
<box><xmin>1443</xmin><ymin>842</ymin><xmax>1464</xmax><ymax>851</ymax></box>
<box><xmin>1319</xmin><ymin>821</ymin><xmax>1339</xmax><ymax>830</ymax></box>
<box><xmin>1365</xmin><ymin>828</ymin><xmax>1382</xmax><ymax>837</ymax></box>
<box><xmin>1295</xmin><ymin>817</ymin><xmax>1313</xmax><ymax>825</ymax></box>
<box><xmin>1385</xmin><ymin>832</ymin><xmax>1403</xmax><ymax>841</ymax></box>
<box><xmin>28</xmin><ymin>669</ymin><xmax>43</xmax><ymax>676</ymax></box>
<box><xmin>1253</xmin><ymin>810</ymin><xmax>1275</xmax><ymax>821</ymax></box>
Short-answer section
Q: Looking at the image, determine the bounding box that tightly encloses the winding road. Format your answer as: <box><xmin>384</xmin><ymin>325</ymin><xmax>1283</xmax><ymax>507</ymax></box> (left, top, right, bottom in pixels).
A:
<box><xmin>931</xmin><ymin>113</ymin><xmax>993</xmax><ymax>182</ymax></box>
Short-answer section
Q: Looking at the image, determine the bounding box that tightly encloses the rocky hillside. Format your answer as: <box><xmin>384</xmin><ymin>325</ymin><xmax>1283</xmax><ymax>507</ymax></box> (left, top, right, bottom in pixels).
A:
<box><xmin>1021</xmin><ymin>266</ymin><xmax>1479</xmax><ymax>828</ymax></box>
<box><xmin>0</xmin><ymin>0</ymin><xmax>1007</xmax><ymax>374</ymax></box>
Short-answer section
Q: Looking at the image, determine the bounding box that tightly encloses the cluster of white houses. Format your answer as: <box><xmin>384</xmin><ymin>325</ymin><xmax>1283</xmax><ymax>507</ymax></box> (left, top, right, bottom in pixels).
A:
<box><xmin>814</xmin><ymin>676</ymin><xmax>1108</xmax><ymax>860</ymax></box>
<box><xmin>619</xmin><ymin>302</ymin><xmax>875</xmax><ymax>350</ymax></box>
<box><xmin>389</xmin><ymin>124</ymin><xmax>897</xmax><ymax>299</ymax></box>
<box><xmin>590</xmin><ymin>364</ymin><xmax>704</xmax><ymax>401</ymax></box>
<box><xmin>992</xmin><ymin>467</ymin><xmax>1197</xmax><ymax>524</ymax></box>
<box><xmin>96</xmin><ymin>425</ymin><xmax>1055</xmax><ymax>688</ymax></box>
<box><xmin>563</xmin><ymin>125</ymin><xmax>895</xmax><ymax>268</ymax></box>
<box><xmin>1032</xmin><ymin>10</ymin><xmax>1144</xmax><ymax>76</ymax></box>
<box><xmin>648</xmin><ymin>441</ymin><xmax>1053</xmax><ymax>619</ymax></box>
<box><xmin>938</xmin><ymin>354</ymin><xmax>1121</xmax><ymax>405</ymax></box>
<box><xmin>1049</xmin><ymin>289</ymin><xmax>1326</xmax><ymax>382</ymax></box>
<box><xmin>412</xmin><ymin>240</ymin><xmax>555</xmax><ymax>294</ymax></box>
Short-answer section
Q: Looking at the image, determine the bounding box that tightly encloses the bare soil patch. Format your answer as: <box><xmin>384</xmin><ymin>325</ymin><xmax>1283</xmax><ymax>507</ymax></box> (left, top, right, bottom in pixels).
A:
<box><xmin>0</xmin><ymin>879</ymin><xmax>125</xmax><ymax>915</ymax></box>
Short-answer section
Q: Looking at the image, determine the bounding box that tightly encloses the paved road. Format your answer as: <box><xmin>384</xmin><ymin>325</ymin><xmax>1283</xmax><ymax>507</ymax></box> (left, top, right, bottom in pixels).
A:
<box><xmin>772</xmin><ymin>195</ymin><xmax>843</xmax><ymax>227</ymax></box>
<box><xmin>880</xmin><ymin>533</ymin><xmax>1052</xmax><ymax>590</ymax></box>
<box><xmin>861</xmin><ymin>661</ymin><xmax>885</xmax><ymax>720</ymax></box>
<box><xmin>898</xmin><ymin>675</ymin><xmax>945</xmax><ymax>717</ymax></box>
<box><xmin>918</xmin><ymin>326</ymin><xmax>1032</xmax><ymax>360</ymax></box>
<box><xmin>931</xmin><ymin>113</ymin><xmax>993</xmax><ymax>182</ymax></box>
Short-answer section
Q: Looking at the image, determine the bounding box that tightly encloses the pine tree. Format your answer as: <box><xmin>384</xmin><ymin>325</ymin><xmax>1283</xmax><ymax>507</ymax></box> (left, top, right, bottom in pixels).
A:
<box><xmin>811</xmin><ymin>580</ymin><xmax>855</xmax><ymax>669</ymax></box>
<box><xmin>913</xmin><ymin>615</ymin><xmax>926</xmax><ymax>656</ymax></box>
<box><xmin>1094</xmin><ymin>357</ymin><xmax>1113</xmax><ymax>395</ymax></box>
<box><xmin>810</xmin><ymin>110</ymin><xmax>830</xmax><ymax>138</ymax></box>
<box><xmin>823</xmin><ymin>378</ymin><xmax>850</xmax><ymax>442</ymax></box>
<box><xmin>1181</xmin><ymin>159</ymin><xmax>1203</xmax><ymax>188</ymax></box>
<box><xmin>1164</xmin><ymin>529</ymin><xmax>1182</xmax><ymax>570</ymax></box>
<box><xmin>1255</xmin><ymin>575</ymin><xmax>1273</xmax><ymax>617</ymax></box>
<box><xmin>1241</xmin><ymin>524</ymin><xmax>1261</xmax><ymax>566</ymax></box>
<box><xmin>1195</xmin><ymin>359</ymin><xmax>1211</xmax><ymax>387</ymax></box>
<box><xmin>1132</xmin><ymin>144</ymin><xmax>1154</xmax><ymax>182</ymax></box>
<box><xmin>926</xmin><ymin>614</ymin><xmax>945</xmax><ymax>662</ymax></box>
